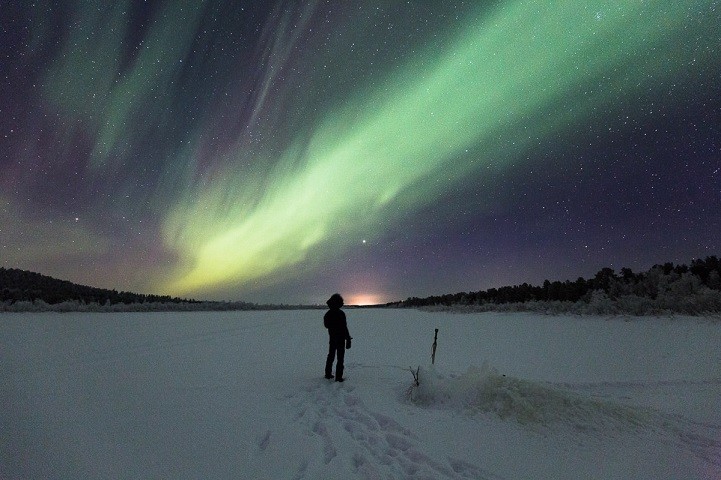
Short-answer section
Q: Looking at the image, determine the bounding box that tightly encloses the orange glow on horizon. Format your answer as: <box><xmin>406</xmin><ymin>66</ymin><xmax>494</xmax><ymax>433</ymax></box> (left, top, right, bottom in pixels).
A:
<box><xmin>346</xmin><ymin>294</ymin><xmax>385</xmax><ymax>306</ymax></box>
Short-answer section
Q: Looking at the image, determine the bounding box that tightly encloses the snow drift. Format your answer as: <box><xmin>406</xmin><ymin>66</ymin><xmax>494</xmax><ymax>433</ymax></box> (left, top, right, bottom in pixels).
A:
<box><xmin>408</xmin><ymin>363</ymin><xmax>650</xmax><ymax>431</ymax></box>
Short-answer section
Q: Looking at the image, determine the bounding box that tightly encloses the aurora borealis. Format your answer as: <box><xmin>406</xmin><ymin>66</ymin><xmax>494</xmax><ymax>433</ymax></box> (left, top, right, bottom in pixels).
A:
<box><xmin>2</xmin><ymin>1</ymin><xmax>720</xmax><ymax>304</ymax></box>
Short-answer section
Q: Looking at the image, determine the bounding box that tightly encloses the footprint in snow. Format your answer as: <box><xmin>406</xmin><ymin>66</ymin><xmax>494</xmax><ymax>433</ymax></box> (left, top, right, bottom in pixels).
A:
<box><xmin>288</xmin><ymin>379</ymin><xmax>497</xmax><ymax>479</ymax></box>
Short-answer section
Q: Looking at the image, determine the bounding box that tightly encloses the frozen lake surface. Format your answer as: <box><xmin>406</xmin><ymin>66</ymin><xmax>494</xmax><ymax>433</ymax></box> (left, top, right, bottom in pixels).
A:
<box><xmin>2</xmin><ymin>310</ymin><xmax>720</xmax><ymax>479</ymax></box>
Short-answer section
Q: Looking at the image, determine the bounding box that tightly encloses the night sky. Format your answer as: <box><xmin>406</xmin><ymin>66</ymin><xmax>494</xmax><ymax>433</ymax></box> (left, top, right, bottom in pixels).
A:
<box><xmin>1</xmin><ymin>1</ymin><xmax>720</xmax><ymax>305</ymax></box>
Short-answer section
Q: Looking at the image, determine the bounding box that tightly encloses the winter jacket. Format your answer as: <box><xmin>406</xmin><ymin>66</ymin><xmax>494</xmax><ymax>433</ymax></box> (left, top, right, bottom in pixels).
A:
<box><xmin>324</xmin><ymin>308</ymin><xmax>351</xmax><ymax>343</ymax></box>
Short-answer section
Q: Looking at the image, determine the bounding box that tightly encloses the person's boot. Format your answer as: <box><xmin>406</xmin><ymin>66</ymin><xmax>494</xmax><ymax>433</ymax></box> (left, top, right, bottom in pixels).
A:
<box><xmin>335</xmin><ymin>363</ymin><xmax>344</xmax><ymax>382</ymax></box>
<box><xmin>325</xmin><ymin>353</ymin><xmax>334</xmax><ymax>379</ymax></box>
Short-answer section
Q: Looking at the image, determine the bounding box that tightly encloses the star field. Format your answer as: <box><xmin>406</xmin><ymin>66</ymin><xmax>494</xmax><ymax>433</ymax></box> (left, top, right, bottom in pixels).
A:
<box><xmin>1</xmin><ymin>1</ymin><xmax>720</xmax><ymax>304</ymax></box>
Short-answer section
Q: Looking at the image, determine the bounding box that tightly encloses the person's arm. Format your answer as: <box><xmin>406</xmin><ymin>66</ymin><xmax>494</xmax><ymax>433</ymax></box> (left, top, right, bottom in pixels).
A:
<box><xmin>342</xmin><ymin>312</ymin><xmax>351</xmax><ymax>342</ymax></box>
<box><xmin>341</xmin><ymin>312</ymin><xmax>350</xmax><ymax>339</ymax></box>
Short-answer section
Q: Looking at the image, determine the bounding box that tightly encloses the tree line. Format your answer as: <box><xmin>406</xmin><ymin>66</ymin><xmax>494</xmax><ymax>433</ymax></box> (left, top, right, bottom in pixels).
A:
<box><xmin>399</xmin><ymin>256</ymin><xmax>721</xmax><ymax>313</ymax></box>
<box><xmin>0</xmin><ymin>268</ymin><xmax>199</xmax><ymax>306</ymax></box>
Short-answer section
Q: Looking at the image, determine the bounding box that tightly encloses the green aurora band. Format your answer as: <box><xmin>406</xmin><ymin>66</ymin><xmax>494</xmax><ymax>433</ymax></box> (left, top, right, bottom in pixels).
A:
<box><xmin>160</xmin><ymin>0</ymin><xmax>710</xmax><ymax>296</ymax></box>
<box><xmin>31</xmin><ymin>0</ymin><xmax>716</xmax><ymax>298</ymax></box>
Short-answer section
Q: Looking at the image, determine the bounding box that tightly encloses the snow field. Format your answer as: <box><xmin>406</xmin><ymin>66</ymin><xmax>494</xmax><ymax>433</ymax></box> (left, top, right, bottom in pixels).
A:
<box><xmin>1</xmin><ymin>310</ymin><xmax>720</xmax><ymax>479</ymax></box>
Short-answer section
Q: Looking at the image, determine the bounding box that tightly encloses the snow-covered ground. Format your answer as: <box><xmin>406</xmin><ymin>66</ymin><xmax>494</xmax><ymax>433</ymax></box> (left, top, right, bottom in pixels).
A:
<box><xmin>2</xmin><ymin>310</ymin><xmax>720</xmax><ymax>479</ymax></box>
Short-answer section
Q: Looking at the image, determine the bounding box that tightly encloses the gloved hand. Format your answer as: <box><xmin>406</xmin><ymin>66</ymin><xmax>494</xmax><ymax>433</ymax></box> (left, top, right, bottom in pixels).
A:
<box><xmin>345</xmin><ymin>338</ymin><xmax>352</xmax><ymax>349</ymax></box>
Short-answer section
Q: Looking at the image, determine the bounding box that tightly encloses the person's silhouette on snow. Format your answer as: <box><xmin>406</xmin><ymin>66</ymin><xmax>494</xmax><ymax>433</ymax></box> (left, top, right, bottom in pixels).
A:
<box><xmin>324</xmin><ymin>293</ymin><xmax>351</xmax><ymax>382</ymax></box>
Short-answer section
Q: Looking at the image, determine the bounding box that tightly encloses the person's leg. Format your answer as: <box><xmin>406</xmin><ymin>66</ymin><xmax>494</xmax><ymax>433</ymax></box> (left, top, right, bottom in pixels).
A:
<box><xmin>335</xmin><ymin>343</ymin><xmax>346</xmax><ymax>381</ymax></box>
<box><xmin>325</xmin><ymin>342</ymin><xmax>336</xmax><ymax>378</ymax></box>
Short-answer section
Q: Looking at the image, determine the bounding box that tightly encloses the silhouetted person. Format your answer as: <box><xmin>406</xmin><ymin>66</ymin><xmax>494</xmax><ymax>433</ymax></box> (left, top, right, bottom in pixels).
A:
<box><xmin>324</xmin><ymin>293</ymin><xmax>351</xmax><ymax>382</ymax></box>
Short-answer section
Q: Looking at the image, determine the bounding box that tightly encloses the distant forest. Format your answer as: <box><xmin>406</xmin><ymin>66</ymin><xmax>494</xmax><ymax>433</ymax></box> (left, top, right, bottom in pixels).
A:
<box><xmin>0</xmin><ymin>267</ymin><xmax>199</xmax><ymax>306</ymax></box>
<box><xmin>397</xmin><ymin>256</ymin><xmax>721</xmax><ymax>315</ymax></box>
<box><xmin>0</xmin><ymin>268</ymin><xmax>309</xmax><ymax>312</ymax></box>
<box><xmin>3</xmin><ymin>256</ymin><xmax>721</xmax><ymax>314</ymax></box>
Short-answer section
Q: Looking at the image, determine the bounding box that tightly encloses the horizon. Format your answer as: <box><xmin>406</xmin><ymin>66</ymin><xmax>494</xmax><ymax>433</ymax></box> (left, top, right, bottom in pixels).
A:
<box><xmin>3</xmin><ymin>253</ymin><xmax>718</xmax><ymax>308</ymax></box>
<box><xmin>2</xmin><ymin>2</ymin><xmax>719</xmax><ymax>305</ymax></box>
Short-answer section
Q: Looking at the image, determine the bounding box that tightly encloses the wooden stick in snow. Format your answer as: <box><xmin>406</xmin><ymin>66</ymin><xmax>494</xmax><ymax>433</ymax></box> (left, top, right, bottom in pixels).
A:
<box><xmin>431</xmin><ymin>328</ymin><xmax>438</xmax><ymax>365</ymax></box>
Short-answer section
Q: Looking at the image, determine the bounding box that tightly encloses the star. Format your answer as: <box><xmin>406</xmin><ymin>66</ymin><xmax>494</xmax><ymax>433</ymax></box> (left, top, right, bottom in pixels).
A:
<box><xmin>0</xmin><ymin>1</ymin><xmax>718</xmax><ymax>304</ymax></box>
